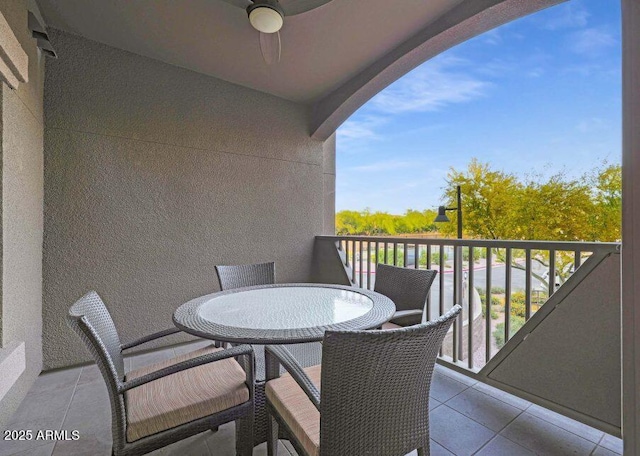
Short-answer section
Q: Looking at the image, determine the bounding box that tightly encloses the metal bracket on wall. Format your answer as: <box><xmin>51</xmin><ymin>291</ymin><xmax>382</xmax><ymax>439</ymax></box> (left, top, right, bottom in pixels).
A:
<box><xmin>28</xmin><ymin>12</ymin><xmax>56</xmax><ymax>59</ymax></box>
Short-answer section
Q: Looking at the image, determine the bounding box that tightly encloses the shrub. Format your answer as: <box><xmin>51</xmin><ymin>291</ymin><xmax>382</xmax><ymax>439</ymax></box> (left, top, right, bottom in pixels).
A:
<box><xmin>532</xmin><ymin>290</ymin><xmax>549</xmax><ymax>305</ymax></box>
<box><xmin>463</xmin><ymin>247</ymin><xmax>487</xmax><ymax>261</ymax></box>
<box><xmin>510</xmin><ymin>302</ymin><xmax>526</xmax><ymax>318</ymax></box>
<box><xmin>419</xmin><ymin>250</ymin><xmax>447</xmax><ymax>267</ymax></box>
<box><xmin>510</xmin><ymin>291</ymin><xmax>527</xmax><ymax>318</ymax></box>
<box><xmin>493</xmin><ymin>316</ymin><xmax>526</xmax><ymax>349</ymax></box>
<box><xmin>491</xmin><ymin>286</ymin><xmax>505</xmax><ymax>294</ymax></box>
<box><xmin>480</xmin><ymin>294</ymin><xmax>500</xmax><ymax>320</ymax></box>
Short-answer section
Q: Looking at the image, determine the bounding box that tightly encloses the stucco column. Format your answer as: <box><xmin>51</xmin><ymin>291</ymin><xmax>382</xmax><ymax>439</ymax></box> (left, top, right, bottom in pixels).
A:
<box><xmin>622</xmin><ymin>0</ymin><xmax>640</xmax><ymax>453</ymax></box>
<box><xmin>322</xmin><ymin>133</ymin><xmax>336</xmax><ymax>235</ymax></box>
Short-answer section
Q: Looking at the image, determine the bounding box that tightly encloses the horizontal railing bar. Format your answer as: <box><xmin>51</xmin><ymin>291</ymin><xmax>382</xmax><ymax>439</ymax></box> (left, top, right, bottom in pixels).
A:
<box><xmin>317</xmin><ymin>235</ymin><xmax>619</xmax><ymax>252</ymax></box>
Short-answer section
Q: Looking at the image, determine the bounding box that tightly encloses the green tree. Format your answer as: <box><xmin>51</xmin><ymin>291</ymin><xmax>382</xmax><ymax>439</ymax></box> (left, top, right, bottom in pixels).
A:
<box><xmin>588</xmin><ymin>164</ymin><xmax>622</xmax><ymax>241</ymax></box>
<box><xmin>335</xmin><ymin>209</ymin><xmax>437</xmax><ymax>236</ymax></box>
<box><xmin>436</xmin><ymin>159</ymin><xmax>620</xmax><ymax>289</ymax></box>
<box><xmin>438</xmin><ymin>159</ymin><xmax>521</xmax><ymax>239</ymax></box>
<box><xmin>512</xmin><ymin>173</ymin><xmax>594</xmax><ymax>241</ymax></box>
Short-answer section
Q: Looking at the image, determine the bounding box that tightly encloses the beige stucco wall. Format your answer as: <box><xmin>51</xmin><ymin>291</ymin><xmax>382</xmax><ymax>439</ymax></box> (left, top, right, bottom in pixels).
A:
<box><xmin>0</xmin><ymin>0</ymin><xmax>45</xmax><ymax>428</ymax></box>
<box><xmin>43</xmin><ymin>30</ymin><xmax>332</xmax><ymax>369</ymax></box>
<box><xmin>622</xmin><ymin>0</ymin><xmax>640</xmax><ymax>451</ymax></box>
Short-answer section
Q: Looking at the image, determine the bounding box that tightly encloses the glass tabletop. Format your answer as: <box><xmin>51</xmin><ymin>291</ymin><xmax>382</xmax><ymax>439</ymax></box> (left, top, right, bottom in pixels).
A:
<box><xmin>198</xmin><ymin>286</ymin><xmax>374</xmax><ymax>330</ymax></box>
<box><xmin>173</xmin><ymin>283</ymin><xmax>396</xmax><ymax>344</ymax></box>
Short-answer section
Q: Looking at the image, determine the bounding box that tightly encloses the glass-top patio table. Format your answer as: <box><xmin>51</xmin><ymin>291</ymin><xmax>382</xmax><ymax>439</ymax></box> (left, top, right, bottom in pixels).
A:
<box><xmin>172</xmin><ymin>283</ymin><xmax>396</xmax><ymax>344</ymax></box>
<box><xmin>173</xmin><ymin>283</ymin><xmax>395</xmax><ymax>447</ymax></box>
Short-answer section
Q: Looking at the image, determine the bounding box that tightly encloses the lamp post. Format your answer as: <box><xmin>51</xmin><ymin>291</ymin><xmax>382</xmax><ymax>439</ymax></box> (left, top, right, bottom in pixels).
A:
<box><xmin>434</xmin><ymin>185</ymin><xmax>464</xmax><ymax>361</ymax></box>
<box><xmin>434</xmin><ymin>185</ymin><xmax>462</xmax><ymax>239</ymax></box>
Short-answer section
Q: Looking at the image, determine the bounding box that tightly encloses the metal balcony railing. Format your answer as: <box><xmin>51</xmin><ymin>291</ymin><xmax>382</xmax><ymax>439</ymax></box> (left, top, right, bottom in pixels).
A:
<box><xmin>317</xmin><ymin>235</ymin><xmax>620</xmax><ymax>372</ymax></box>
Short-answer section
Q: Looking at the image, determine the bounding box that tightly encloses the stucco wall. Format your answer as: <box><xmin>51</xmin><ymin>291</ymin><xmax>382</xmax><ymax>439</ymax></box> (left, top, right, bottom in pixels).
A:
<box><xmin>622</xmin><ymin>0</ymin><xmax>640</xmax><ymax>450</ymax></box>
<box><xmin>322</xmin><ymin>133</ymin><xmax>336</xmax><ymax>235</ymax></box>
<box><xmin>0</xmin><ymin>0</ymin><xmax>45</xmax><ymax>428</ymax></box>
<box><xmin>43</xmin><ymin>30</ymin><xmax>330</xmax><ymax>369</ymax></box>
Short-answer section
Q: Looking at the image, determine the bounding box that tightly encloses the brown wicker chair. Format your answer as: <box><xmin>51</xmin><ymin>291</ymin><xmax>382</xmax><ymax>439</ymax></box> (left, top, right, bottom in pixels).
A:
<box><xmin>214</xmin><ymin>262</ymin><xmax>323</xmax><ymax>446</ymax></box>
<box><xmin>215</xmin><ymin>261</ymin><xmax>276</xmax><ymax>290</ymax></box>
<box><xmin>67</xmin><ymin>291</ymin><xmax>255</xmax><ymax>456</ymax></box>
<box><xmin>264</xmin><ymin>305</ymin><xmax>462</xmax><ymax>456</ymax></box>
<box><xmin>374</xmin><ymin>263</ymin><xmax>438</xmax><ymax>328</ymax></box>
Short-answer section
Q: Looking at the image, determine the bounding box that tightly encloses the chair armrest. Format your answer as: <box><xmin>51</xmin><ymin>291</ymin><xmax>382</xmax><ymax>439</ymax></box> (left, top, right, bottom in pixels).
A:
<box><xmin>118</xmin><ymin>344</ymin><xmax>254</xmax><ymax>393</ymax></box>
<box><xmin>121</xmin><ymin>328</ymin><xmax>182</xmax><ymax>351</ymax></box>
<box><xmin>265</xmin><ymin>345</ymin><xmax>320</xmax><ymax>411</ymax></box>
<box><xmin>392</xmin><ymin>309</ymin><xmax>423</xmax><ymax>319</ymax></box>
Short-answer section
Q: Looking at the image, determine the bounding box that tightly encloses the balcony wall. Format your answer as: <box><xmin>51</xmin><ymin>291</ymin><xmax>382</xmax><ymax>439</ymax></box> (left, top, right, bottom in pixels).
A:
<box><xmin>42</xmin><ymin>30</ymin><xmax>334</xmax><ymax>369</ymax></box>
<box><xmin>0</xmin><ymin>0</ymin><xmax>45</xmax><ymax>428</ymax></box>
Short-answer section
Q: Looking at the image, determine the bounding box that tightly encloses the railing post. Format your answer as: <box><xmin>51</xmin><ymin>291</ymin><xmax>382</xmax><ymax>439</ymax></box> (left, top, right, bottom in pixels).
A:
<box><xmin>468</xmin><ymin>246</ymin><xmax>474</xmax><ymax>369</ymax></box>
<box><xmin>452</xmin><ymin>244</ymin><xmax>464</xmax><ymax>362</ymax></box>
<box><xmin>486</xmin><ymin>247</ymin><xmax>492</xmax><ymax>363</ymax></box>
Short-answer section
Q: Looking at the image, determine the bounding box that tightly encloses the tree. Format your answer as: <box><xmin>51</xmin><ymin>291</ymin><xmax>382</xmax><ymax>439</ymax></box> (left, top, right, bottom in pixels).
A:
<box><xmin>512</xmin><ymin>173</ymin><xmax>594</xmax><ymax>242</ymax></box>
<box><xmin>336</xmin><ymin>210</ymin><xmax>364</xmax><ymax>235</ymax></box>
<box><xmin>438</xmin><ymin>159</ymin><xmax>521</xmax><ymax>239</ymax></box>
<box><xmin>438</xmin><ymin>159</ymin><xmax>618</xmax><ymax>243</ymax></box>
<box><xmin>335</xmin><ymin>209</ymin><xmax>437</xmax><ymax>236</ymax></box>
<box><xmin>588</xmin><ymin>164</ymin><xmax>622</xmax><ymax>242</ymax></box>
<box><xmin>438</xmin><ymin>159</ymin><xmax>620</xmax><ymax>288</ymax></box>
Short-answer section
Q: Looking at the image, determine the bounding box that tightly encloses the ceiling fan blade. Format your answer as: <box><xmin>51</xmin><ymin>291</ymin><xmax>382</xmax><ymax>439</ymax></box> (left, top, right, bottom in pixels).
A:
<box><xmin>217</xmin><ymin>0</ymin><xmax>253</xmax><ymax>10</ymax></box>
<box><xmin>280</xmin><ymin>0</ymin><xmax>333</xmax><ymax>16</ymax></box>
<box><xmin>259</xmin><ymin>31</ymin><xmax>281</xmax><ymax>65</ymax></box>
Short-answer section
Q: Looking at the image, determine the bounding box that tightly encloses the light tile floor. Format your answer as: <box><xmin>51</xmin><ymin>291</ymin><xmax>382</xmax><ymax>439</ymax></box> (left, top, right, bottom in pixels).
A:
<box><xmin>0</xmin><ymin>340</ymin><xmax>623</xmax><ymax>456</ymax></box>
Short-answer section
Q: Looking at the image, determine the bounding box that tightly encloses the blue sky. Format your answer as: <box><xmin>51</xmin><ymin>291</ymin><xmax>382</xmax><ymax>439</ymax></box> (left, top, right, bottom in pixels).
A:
<box><xmin>335</xmin><ymin>0</ymin><xmax>621</xmax><ymax>213</ymax></box>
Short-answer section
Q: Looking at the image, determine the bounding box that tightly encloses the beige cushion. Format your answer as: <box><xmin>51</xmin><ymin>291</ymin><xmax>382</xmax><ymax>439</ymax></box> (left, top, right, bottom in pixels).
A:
<box><xmin>382</xmin><ymin>321</ymin><xmax>402</xmax><ymax>330</ymax></box>
<box><xmin>265</xmin><ymin>365</ymin><xmax>322</xmax><ymax>456</ymax></box>
<box><xmin>125</xmin><ymin>345</ymin><xmax>249</xmax><ymax>442</ymax></box>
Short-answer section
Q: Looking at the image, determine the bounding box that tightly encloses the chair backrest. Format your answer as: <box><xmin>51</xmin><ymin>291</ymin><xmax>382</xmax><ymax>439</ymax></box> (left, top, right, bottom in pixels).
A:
<box><xmin>374</xmin><ymin>263</ymin><xmax>437</xmax><ymax>318</ymax></box>
<box><xmin>319</xmin><ymin>305</ymin><xmax>461</xmax><ymax>456</ymax></box>
<box><xmin>215</xmin><ymin>262</ymin><xmax>275</xmax><ymax>290</ymax></box>
<box><xmin>67</xmin><ymin>290</ymin><xmax>125</xmax><ymax>380</ymax></box>
<box><xmin>67</xmin><ymin>291</ymin><xmax>128</xmax><ymax>452</ymax></box>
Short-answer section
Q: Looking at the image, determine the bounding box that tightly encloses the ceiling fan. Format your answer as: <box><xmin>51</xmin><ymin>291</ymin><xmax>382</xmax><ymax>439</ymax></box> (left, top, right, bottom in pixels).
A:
<box><xmin>218</xmin><ymin>0</ymin><xmax>333</xmax><ymax>64</ymax></box>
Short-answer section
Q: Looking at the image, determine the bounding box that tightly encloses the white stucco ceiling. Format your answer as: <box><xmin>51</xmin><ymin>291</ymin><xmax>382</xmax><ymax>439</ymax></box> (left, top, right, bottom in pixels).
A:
<box><xmin>36</xmin><ymin>0</ymin><xmax>465</xmax><ymax>103</ymax></box>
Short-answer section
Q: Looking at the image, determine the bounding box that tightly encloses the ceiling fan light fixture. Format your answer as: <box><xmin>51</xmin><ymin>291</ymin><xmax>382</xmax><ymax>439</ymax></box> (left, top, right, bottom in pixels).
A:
<box><xmin>247</xmin><ymin>2</ymin><xmax>284</xmax><ymax>34</ymax></box>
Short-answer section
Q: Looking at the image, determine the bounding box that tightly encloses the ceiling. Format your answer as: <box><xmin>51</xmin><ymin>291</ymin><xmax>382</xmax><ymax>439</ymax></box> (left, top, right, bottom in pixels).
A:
<box><xmin>35</xmin><ymin>0</ymin><xmax>464</xmax><ymax>103</ymax></box>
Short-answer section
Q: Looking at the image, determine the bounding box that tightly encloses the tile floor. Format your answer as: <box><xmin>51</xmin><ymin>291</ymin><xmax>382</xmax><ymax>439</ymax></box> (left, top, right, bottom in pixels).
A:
<box><xmin>0</xmin><ymin>340</ymin><xmax>623</xmax><ymax>456</ymax></box>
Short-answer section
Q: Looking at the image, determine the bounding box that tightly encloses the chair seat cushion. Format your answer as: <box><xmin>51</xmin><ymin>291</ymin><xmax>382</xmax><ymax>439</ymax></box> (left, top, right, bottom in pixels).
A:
<box><xmin>125</xmin><ymin>345</ymin><xmax>249</xmax><ymax>442</ymax></box>
<box><xmin>265</xmin><ymin>365</ymin><xmax>322</xmax><ymax>456</ymax></box>
<box><xmin>382</xmin><ymin>321</ymin><xmax>403</xmax><ymax>330</ymax></box>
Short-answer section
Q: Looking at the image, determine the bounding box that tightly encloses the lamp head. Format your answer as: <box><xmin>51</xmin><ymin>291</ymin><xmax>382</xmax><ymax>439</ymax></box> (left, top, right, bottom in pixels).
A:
<box><xmin>247</xmin><ymin>0</ymin><xmax>284</xmax><ymax>34</ymax></box>
<box><xmin>434</xmin><ymin>206</ymin><xmax>451</xmax><ymax>223</ymax></box>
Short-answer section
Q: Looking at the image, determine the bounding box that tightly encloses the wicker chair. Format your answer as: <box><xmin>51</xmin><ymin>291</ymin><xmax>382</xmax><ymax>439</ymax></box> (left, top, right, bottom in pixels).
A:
<box><xmin>67</xmin><ymin>291</ymin><xmax>255</xmax><ymax>456</ymax></box>
<box><xmin>214</xmin><ymin>262</ymin><xmax>323</xmax><ymax>445</ymax></box>
<box><xmin>263</xmin><ymin>304</ymin><xmax>461</xmax><ymax>456</ymax></box>
<box><xmin>215</xmin><ymin>261</ymin><xmax>276</xmax><ymax>290</ymax></box>
<box><xmin>374</xmin><ymin>263</ymin><xmax>438</xmax><ymax>329</ymax></box>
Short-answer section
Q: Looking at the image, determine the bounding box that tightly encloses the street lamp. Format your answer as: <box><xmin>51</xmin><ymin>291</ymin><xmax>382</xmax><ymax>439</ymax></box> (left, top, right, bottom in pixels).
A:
<box><xmin>434</xmin><ymin>185</ymin><xmax>465</xmax><ymax>361</ymax></box>
<box><xmin>434</xmin><ymin>185</ymin><xmax>463</xmax><ymax>239</ymax></box>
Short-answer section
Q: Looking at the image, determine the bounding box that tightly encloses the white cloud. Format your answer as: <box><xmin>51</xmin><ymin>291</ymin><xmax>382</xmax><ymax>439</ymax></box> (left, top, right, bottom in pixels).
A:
<box><xmin>475</xmin><ymin>58</ymin><xmax>513</xmax><ymax>77</ymax></box>
<box><xmin>337</xmin><ymin>116</ymin><xmax>386</xmax><ymax>141</ymax></box>
<box><xmin>370</xmin><ymin>56</ymin><xmax>490</xmax><ymax>114</ymax></box>
<box><xmin>542</xmin><ymin>3</ymin><xmax>589</xmax><ymax>30</ymax></box>
<box><xmin>350</xmin><ymin>160</ymin><xmax>412</xmax><ymax>172</ymax></box>
<box><xmin>569</xmin><ymin>27</ymin><xmax>616</xmax><ymax>56</ymax></box>
<box><xmin>527</xmin><ymin>67</ymin><xmax>545</xmax><ymax>78</ymax></box>
<box><xmin>576</xmin><ymin>117</ymin><xmax>607</xmax><ymax>133</ymax></box>
<box><xmin>483</xmin><ymin>29</ymin><xmax>502</xmax><ymax>45</ymax></box>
